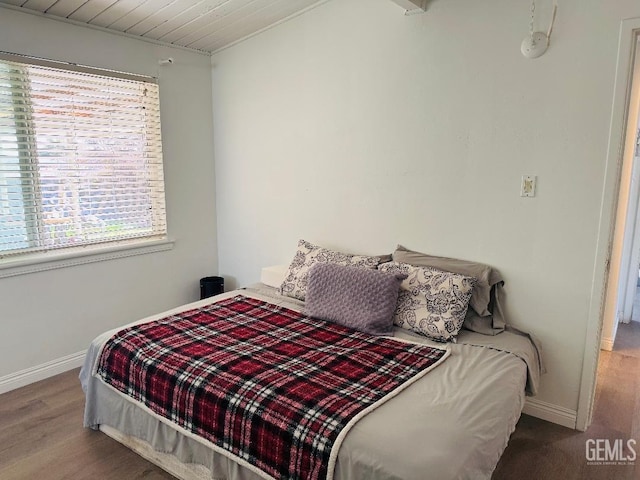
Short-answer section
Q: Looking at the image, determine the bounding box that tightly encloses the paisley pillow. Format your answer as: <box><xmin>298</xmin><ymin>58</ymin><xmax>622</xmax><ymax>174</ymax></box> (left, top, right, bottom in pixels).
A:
<box><xmin>379</xmin><ymin>261</ymin><xmax>475</xmax><ymax>342</ymax></box>
<box><xmin>392</xmin><ymin>245</ymin><xmax>503</xmax><ymax>318</ymax></box>
<box><xmin>280</xmin><ymin>239</ymin><xmax>381</xmax><ymax>301</ymax></box>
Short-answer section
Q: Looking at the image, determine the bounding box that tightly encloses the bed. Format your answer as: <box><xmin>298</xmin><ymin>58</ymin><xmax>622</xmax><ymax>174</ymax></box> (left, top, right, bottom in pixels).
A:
<box><xmin>81</xmin><ymin>243</ymin><xmax>542</xmax><ymax>480</ymax></box>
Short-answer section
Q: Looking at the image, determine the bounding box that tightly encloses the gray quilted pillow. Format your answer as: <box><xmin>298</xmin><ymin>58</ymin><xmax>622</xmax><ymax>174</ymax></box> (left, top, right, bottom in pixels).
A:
<box><xmin>280</xmin><ymin>239</ymin><xmax>381</xmax><ymax>301</ymax></box>
<box><xmin>305</xmin><ymin>262</ymin><xmax>407</xmax><ymax>336</ymax></box>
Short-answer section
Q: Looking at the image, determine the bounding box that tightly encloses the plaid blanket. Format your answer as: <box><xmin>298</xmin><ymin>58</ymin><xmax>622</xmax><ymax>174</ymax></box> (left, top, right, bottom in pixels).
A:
<box><xmin>96</xmin><ymin>295</ymin><xmax>448</xmax><ymax>480</ymax></box>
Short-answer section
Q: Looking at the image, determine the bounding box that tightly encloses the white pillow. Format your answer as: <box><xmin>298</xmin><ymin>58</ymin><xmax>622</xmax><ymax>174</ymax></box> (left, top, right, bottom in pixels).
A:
<box><xmin>379</xmin><ymin>262</ymin><xmax>475</xmax><ymax>342</ymax></box>
<box><xmin>260</xmin><ymin>265</ymin><xmax>289</xmax><ymax>288</ymax></box>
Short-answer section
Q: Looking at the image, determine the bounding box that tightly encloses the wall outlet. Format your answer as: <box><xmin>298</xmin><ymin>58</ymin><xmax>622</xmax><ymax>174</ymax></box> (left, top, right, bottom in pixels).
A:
<box><xmin>521</xmin><ymin>175</ymin><xmax>537</xmax><ymax>197</ymax></box>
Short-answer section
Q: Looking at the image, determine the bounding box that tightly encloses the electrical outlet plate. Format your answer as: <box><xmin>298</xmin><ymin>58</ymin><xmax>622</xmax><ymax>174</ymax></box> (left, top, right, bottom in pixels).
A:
<box><xmin>521</xmin><ymin>175</ymin><xmax>536</xmax><ymax>197</ymax></box>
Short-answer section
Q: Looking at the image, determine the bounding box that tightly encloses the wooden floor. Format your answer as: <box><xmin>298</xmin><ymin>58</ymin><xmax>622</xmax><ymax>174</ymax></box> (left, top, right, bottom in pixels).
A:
<box><xmin>1</xmin><ymin>325</ymin><xmax>640</xmax><ymax>479</ymax></box>
<box><xmin>0</xmin><ymin>369</ymin><xmax>173</xmax><ymax>479</ymax></box>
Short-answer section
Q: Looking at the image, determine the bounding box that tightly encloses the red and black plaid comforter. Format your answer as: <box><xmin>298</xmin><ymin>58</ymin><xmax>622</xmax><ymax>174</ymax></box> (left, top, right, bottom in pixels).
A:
<box><xmin>96</xmin><ymin>295</ymin><xmax>448</xmax><ymax>480</ymax></box>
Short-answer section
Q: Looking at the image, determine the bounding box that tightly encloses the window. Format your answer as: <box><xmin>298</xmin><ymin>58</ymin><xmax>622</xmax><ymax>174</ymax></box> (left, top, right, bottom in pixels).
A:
<box><xmin>0</xmin><ymin>52</ymin><xmax>167</xmax><ymax>261</ymax></box>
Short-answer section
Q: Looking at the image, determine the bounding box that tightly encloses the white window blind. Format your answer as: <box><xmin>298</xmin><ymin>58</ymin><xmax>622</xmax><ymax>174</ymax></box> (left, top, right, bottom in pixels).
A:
<box><xmin>0</xmin><ymin>53</ymin><xmax>167</xmax><ymax>259</ymax></box>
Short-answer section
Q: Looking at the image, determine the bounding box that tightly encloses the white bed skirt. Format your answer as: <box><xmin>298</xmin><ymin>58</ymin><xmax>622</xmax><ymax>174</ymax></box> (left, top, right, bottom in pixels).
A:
<box><xmin>100</xmin><ymin>424</ymin><xmax>212</xmax><ymax>480</ymax></box>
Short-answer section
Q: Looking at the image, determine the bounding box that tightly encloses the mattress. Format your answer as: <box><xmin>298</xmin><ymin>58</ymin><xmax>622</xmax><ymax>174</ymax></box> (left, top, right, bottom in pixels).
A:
<box><xmin>81</xmin><ymin>285</ymin><xmax>541</xmax><ymax>480</ymax></box>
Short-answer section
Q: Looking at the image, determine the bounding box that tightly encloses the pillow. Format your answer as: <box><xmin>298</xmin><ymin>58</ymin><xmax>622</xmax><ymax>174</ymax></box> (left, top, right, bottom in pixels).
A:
<box><xmin>392</xmin><ymin>245</ymin><xmax>503</xmax><ymax>318</ymax></box>
<box><xmin>463</xmin><ymin>308</ymin><xmax>505</xmax><ymax>336</ymax></box>
<box><xmin>305</xmin><ymin>263</ymin><xmax>407</xmax><ymax>336</ymax></box>
<box><xmin>376</xmin><ymin>253</ymin><xmax>393</xmax><ymax>263</ymax></box>
<box><xmin>260</xmin><ymin>265</ymin><xmax>289</xmax><ymax>288</ymax></box>
<box><xmin>280</xmin><ymin>239</ymin><xmax>381</xmax><ymax>301</ymax></box>
<box><xmin>379</xmin><ymin>262</ymin><xmax>475</xmax><ymax>342</ymax></box>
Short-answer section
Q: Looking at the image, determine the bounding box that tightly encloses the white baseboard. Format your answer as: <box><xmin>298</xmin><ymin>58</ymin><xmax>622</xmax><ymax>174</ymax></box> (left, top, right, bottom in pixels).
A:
<box><xmin>0</xmin><ymin>350</ymin><xmax>86</xmax><ymax>395</ymax></box>
<box><xmin>600</xmin><ymin>336</ymin><xmax>614</xmax><ymax>351</ymax></box>
<box><xmin>523</xmin><ymin>397</ymin><xmax>577</xmax><ymax>429</ymax></box>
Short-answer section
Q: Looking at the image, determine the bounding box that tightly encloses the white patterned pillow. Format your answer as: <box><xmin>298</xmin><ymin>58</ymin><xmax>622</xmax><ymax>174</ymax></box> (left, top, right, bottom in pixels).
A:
<box><xmin>280</xmin><ymin>239</ymin><xmax>381</xmax><ymax>301</ymax></box>
<box><xmin>379</xmin><ymin>261</ymin><xmax>476</xmax><ymax>342</ymax></box>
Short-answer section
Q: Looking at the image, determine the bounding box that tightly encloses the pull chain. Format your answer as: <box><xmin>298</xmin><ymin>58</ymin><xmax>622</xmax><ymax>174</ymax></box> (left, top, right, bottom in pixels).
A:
<box><xmin>529</xmin><ymin>1</ymin><xmax>536</xmax><ymax>42</ymax></box>
<box><xmin>522</xmin><ymin>0</ymin><xmax>556</xmax><ymax>58</ymax></box>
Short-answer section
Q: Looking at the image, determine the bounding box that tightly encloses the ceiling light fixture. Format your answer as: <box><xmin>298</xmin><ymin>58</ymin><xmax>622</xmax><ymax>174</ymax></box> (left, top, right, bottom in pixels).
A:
<box><xmin>389</xmin><ymin>0</ymin><xmax>427</xmax><ymax>15</ymax></box>
<box><xmin>521</xmin><ymin>0</ymin><xmax>558</xmax><ymax>59</ymax></box>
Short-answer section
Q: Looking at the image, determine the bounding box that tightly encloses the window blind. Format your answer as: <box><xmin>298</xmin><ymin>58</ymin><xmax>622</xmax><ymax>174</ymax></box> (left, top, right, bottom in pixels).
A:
<box><xmin>0</xmin><ymin>53</ymin><xmax>167</xmax><ymax>259</ymax></box>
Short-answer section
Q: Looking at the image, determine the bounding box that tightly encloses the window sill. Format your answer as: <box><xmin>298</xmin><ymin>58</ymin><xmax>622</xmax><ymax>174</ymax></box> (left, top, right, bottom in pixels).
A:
<box><xmin>0</xmin><ymin>238</ymin><xmax>175</xmax><ymax>279</ymax></box>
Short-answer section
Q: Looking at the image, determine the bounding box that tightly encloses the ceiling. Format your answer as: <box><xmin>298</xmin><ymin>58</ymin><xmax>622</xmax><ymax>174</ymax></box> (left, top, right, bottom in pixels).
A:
<box><xmin>0</xmin><ymin>0</ymin><xmax>327</xmax><ymax>54</ymax></box>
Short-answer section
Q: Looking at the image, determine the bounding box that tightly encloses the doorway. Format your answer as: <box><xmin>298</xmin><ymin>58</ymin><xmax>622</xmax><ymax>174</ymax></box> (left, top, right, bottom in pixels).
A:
<box><xmin>576</xmin><ymin>19</ymin><xmax>640</xmax><ymax>431</ymax></box>
<box><xmin>601</xmin><ymin>56</ymin><xmax>640</xmax><ymax>351</ymax></box>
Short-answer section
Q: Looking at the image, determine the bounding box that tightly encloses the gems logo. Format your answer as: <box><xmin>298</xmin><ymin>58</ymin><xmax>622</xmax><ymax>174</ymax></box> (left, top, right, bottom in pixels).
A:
<box><xmin>585</xmin><ymin>439</ymin><xmax>636</xmax><ymax>465</ymax></box>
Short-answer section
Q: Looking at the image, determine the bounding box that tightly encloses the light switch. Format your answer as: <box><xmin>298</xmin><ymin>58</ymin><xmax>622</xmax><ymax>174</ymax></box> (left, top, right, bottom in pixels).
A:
<box><xmin>521</xmin><ymin>175</ymin><xmax>536</xmax><ymax>197</ymax></box>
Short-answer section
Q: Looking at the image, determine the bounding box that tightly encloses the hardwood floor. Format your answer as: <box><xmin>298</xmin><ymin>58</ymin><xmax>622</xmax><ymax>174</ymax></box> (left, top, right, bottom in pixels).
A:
<box><xmin>2</xmin><ymin>325</ymin><xmax>640</xmax><ymax>479</ymax></box>
<box><xmin>0</xmin><ymin>369</ymin><xmax>173</xmax><ymax>480</ymax></box>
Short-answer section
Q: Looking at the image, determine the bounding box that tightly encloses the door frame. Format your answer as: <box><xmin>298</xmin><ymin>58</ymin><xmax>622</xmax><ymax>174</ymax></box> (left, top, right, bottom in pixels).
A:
<box><xmin>576</xmin><ymin>18</ymin><xmax>640</xmax><ymax>431</ymax></box>
<box><xmin>621</xmin><ymin>151</ymin><xmax>640</xmax><ymax>324</ymax></box>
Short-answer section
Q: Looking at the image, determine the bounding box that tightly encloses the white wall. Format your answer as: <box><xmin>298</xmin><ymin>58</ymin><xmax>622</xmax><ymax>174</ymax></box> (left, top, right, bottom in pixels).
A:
<box><xmin>212</xmin><ymin>0</ymin><xmax>640</xmax><ymax>415</ymax></box>
<box><xmin>0</xmin><ymin>8</ymin><xmax>217</xmax><ymax>379</ymax></box>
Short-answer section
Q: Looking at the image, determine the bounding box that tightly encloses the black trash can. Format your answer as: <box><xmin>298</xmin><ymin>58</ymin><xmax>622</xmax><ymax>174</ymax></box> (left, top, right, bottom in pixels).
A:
<box><xmin>200</xmin><ymin>276</ymin><xmax>224</xmax><ymax>299</ymax></box>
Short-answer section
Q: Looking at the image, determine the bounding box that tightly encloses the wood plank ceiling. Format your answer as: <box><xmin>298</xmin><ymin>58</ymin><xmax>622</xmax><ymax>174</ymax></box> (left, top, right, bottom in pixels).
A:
<box><xmin>0</xmin><ymin>0</ymin><xmax>326</xmax><ymax>53</ymax></box>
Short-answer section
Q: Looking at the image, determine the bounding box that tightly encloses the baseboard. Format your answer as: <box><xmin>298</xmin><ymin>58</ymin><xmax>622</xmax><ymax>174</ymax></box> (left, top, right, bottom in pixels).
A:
<box><xmin>600</xmin><ymin>336</ymin><xmax>614</xmax><ymax>351</ymax></box>
<box><xmin>523</xmin><ymin>397</ymin><xmax>577</xmax><ymax>429</ymax></box>
<box><xmin>0</xmin><ymin>350</ymin><xmax>86</xmax><ymax>395</ymax></box>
